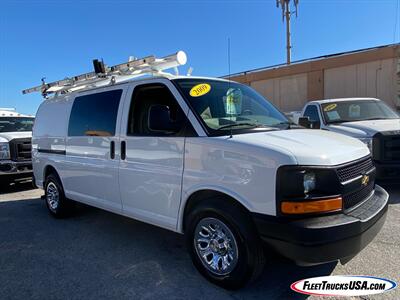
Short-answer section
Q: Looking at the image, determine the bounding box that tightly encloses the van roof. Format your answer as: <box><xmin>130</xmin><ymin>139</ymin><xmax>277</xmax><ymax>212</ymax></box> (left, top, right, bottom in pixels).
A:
<box><xmin>42</xmin><ymin>75</ymin><xmax>232</xmax><ymax>101</ymax></box>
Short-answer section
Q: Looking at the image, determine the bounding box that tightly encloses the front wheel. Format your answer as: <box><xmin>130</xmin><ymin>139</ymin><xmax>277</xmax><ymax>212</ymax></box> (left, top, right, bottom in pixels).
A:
<box><xmin>185</xmin><ymin>199</ymin><xmax>265</xmax><ymax>289</ymax></box>
<box><xmin>194</xmin><ymin>217</ymin><xmax>239</xmax><ymax>276</ymax></box>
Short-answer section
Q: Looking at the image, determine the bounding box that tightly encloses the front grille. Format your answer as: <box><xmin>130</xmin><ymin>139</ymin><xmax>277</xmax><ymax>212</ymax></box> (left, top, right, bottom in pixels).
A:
<box><xmin>382</xmin><ymin>135</ymin><xmax>400</xmax><ymax>161</ymax></box>
<box><xmin>9</xmin><ymin>138</ymin><xmax>32</xmax><ymax>161</ymax></box>
<box><xmin>343</xmin><ymin>181</ymin><xmax>374</xmax><ymax>210</ymax></box>
<box><xmin>336</xmin><ymin>156</ymin><xmax>374</xmax><ymax>183</ymax></box>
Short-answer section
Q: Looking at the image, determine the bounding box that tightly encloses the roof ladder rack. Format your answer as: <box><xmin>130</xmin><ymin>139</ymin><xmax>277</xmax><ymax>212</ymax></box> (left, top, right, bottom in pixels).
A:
<box><xmin>22</xmin><ymin>51</ymin><xmax>187</xmax><ymax>98</ymax></box>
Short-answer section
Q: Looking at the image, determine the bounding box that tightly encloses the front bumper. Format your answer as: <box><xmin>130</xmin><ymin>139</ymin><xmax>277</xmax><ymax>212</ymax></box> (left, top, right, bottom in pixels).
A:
<box><xmin>0</xmin><ymin>160</ymin><xmax>33</xmax><ymax>179</ymax></box>
<box><xmin>252</xmin><ymin>185</ymin><xmax>389</xmax><ymax>265</ymax></box>
<box><xmin>374</xmin><ymin>161</ymin><xmax>400</xmax><ymax>183</ymax></box>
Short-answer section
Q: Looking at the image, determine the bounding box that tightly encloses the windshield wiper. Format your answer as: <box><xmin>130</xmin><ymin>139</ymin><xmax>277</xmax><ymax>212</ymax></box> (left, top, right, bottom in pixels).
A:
<box><xmin>355</xmin><ymin>117</ymin><xmax>389</xmax><ymax>121</ymax></box>
<box><xmin>272</xmin><ymin>121</ymin><xmax>293</xmax><ymax>129</ymax></box>
<box><xmin>216</xmin><ymin>122</ymin><xmax>277</xmax><ymax>131</ymax></box>
<box><xmin>216</xmin><ymin>122</ymin><xmax>260</xmax><ymax>130</ymax></box>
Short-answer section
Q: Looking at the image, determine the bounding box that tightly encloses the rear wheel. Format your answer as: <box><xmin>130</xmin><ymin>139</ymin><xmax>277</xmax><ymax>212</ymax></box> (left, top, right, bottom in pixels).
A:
<box><xmin>185</xmin><ymin>198</ymin><xmax>265</xmax><ymax>289</ymax></box>
<box><xmin>44</xmin><ymin>173</ymin><xmax>73</xmax><ymax>217</ymax></box>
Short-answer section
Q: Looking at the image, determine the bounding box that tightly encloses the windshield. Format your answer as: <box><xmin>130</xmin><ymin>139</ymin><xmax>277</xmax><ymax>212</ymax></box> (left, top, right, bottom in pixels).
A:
<box><xmin>174</xmin><ymin>79</ymin><xmax>289</xmax><ymax>135</ymax></box>
<box><xmin>0</xmin><ymin>117</ymin><xmax>34</xmax><ymax>133</ymax></box>
<box><xmin>321</xmin><ymin>100</ymin><xmax>399</xmax><ymax>124</ymax></box>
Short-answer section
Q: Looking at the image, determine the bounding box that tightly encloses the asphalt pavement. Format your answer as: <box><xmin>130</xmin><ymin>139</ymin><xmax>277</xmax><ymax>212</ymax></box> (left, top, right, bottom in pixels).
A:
<box><xmin>0</xmin><ymin>182</ymin><xmax>399</xmax><ymax>300</ymax></box>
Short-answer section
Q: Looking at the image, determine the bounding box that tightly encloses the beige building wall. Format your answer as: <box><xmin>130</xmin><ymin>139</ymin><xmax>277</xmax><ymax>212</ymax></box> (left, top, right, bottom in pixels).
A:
<box><xmin>229</xmin><ymin>44</ymin><xmax>400</xmax><ymax>112</ymax></box>
<box><xmin>324</xmin><ymin>58</ymin><xmax>398</xmax><ymax>108</ymax></box>
<box><xmin>250</xmin><ymin>73</ymin><xmax>307</xmax><ymax>111</ymax></box>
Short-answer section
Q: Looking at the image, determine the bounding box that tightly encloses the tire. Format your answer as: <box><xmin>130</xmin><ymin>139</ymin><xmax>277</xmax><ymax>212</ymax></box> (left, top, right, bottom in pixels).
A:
<box><xmin>44</xmin><ymin>173</ymin><xmax>73</xmax><ymax>218</ymax></box>
<box><xmin>185</xmin><ymin>197</ymin><xmax>265</xmax><ymax>290</ymax></box>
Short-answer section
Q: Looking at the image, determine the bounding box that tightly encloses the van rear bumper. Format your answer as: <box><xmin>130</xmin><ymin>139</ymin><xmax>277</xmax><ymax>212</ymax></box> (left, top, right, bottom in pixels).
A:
<box><xmin>252</xmin><ymin>185</ymin><xmax>389</xmax><ymax>265</ymax></box>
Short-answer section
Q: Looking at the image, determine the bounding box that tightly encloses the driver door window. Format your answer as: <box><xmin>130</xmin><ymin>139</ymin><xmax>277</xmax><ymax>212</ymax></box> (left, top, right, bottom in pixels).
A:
<box><xmin>304</xmin><ymin>105</ymin><xmax>321</xmax><ymax>129</ymax></box>
<box><xmin>127</xmin><ymin>84</ymin><xmax>192</xmax><ymax>137</ymax></box>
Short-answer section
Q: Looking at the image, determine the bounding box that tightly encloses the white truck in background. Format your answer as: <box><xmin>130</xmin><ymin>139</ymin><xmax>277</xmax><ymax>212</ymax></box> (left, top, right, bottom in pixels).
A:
<box><xmin>0</xmin><ymin>108</ymin><xmax>34</xmax><ymax>187</ymax></box>
<box><xmin>292</xmin><ymin>98</ymin><xmax>400</xmax><ymax>182</ymax></box>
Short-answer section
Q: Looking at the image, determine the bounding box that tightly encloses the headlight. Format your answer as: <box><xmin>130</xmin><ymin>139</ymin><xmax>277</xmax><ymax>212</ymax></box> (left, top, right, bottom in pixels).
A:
<box><xmin>359</xmin><ymin>137</ymin><xmax>373</xmax><ymax>153</ymax></box>
<box><xmin>276</xmin><ymin>166</ymin><xmax>342</xmax><ymax>216</ymax></box>
<box><xmin>303</xmin><ymin>172</ymin><xmax>316</xmax><ymax>194</ymax></box>
<box><xmin>0</xmin><ymin>142</ymin><xmax>10</xmax><ymax>160</ymax></box>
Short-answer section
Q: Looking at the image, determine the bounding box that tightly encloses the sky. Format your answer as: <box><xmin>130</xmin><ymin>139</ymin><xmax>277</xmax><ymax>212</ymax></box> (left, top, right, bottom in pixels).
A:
<box><xmin>1</xmin><ymin>0</ymin><xmax>399</xmax><ymax>115</ymax></box>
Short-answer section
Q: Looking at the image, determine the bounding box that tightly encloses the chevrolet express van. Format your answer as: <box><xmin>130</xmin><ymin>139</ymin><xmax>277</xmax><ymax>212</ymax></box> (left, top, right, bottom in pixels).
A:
<box><xmin>28</xmin><ymin>53</ymin><xmax>389</xmax><ymax>289</ymax></box>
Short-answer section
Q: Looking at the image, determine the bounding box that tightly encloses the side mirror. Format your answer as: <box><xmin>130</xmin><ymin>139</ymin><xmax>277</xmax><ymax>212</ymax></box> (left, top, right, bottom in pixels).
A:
<box><xmin>298</xmin><ymin>117</ymin><xmax>321</xmax><ymax>129</ymax></box>
<box><xmin>298</xmin><ymin>116</ymin><xmax>311</xmax><ymax>128</ymax></box>
<box><xmin>148</xmin><ymin>105</ymin><xmax>179</xmax><ymax>132</ymax></box>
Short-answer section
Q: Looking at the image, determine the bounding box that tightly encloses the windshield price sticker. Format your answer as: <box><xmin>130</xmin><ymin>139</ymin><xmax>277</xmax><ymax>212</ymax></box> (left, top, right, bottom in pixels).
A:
<box><xmin>190</xmin><ymin>83</ymin><xmax>211</xmax><ymax>97</ymax></box>
<box><xmin>324</xmin><ymin>103</ymin><xmax>337</xmax><ymax>112</ymax></box>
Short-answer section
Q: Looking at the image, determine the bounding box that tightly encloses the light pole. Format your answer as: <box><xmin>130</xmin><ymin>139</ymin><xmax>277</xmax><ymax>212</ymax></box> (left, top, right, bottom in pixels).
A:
<box><xmin>276</xmin><ymin>0</ymin><xmax>299</xmax><ymax>64</ymax></box>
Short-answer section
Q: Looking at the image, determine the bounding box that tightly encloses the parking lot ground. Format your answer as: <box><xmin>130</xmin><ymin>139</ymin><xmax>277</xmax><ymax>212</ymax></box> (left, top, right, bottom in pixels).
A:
<box><xmin>0</xmin><ymin>182</ymin><xmax>399</xmax><ymax>300</ymax></box>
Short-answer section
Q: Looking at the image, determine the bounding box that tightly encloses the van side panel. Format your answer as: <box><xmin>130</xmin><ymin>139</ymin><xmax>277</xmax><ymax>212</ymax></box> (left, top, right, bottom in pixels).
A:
<box><xmin>177</xmin><ymin>137</ymin><xmax>296</xmax><ymax>232</ymax></box>
<box><xmin>32</xmin><ymin>96</ymin><xmax>73</xmax><ymax>188</ymax></box>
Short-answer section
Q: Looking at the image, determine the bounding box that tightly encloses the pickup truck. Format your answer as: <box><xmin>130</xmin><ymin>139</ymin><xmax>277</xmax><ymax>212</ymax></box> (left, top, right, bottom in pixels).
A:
<box><xmin>0</xmin><ymin>108</ymin><xmax>34</xmax><ymax>187</ymax></box>
<box><xmin>292</xmin><ymin>98</ymin><xmax>400</xmax><ymax>182</ymax></box>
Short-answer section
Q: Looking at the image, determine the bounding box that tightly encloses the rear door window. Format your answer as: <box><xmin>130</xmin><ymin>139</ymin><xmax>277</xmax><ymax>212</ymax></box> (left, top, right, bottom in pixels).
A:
<box><xmin>68</xmin><ymin>89</ymin><xmax>122</xmax><ymax>136</ymax></box>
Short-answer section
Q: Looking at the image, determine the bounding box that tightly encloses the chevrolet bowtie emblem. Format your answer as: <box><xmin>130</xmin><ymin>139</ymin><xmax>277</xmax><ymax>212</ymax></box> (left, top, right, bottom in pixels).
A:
<box><xmin>361</xmin><ymin>174</ymin><xmax>370</xmax><ymax>186</ymax></box>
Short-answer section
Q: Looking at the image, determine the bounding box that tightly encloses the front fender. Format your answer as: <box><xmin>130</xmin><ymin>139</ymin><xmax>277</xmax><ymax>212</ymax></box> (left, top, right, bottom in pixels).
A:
<box><xmin>177</xmin><ymin>184</ymin><xmax>255</xmax><ymax>232</ymax></box>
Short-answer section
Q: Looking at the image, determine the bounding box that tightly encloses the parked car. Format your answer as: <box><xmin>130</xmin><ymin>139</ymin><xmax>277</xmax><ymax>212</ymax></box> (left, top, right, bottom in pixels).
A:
<box><xmin>292</xmin><ymin>98</ymin><xmax>400</xmax><ymax>183</ymax></box>
<box><xmin>0</xmin><ymin>108</ymin><xmax>34</xmax><ymax>187</ymax></box>
<box><xmin>26</xmin><ymin>53</ymin><xmax>389</xmax><ymax>289</ymax></box>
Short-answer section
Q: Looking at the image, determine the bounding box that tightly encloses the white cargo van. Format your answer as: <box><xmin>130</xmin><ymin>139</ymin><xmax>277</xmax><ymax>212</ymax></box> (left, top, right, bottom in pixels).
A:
<box><xmin>0</xmin><ymin>108</ymin><xmax>34</xmax><ymax>186</ymax></box>
<box><xmin>25</xmin><ymin>52</ymin><xmax>389</xmax><ymax>289</ymax></box>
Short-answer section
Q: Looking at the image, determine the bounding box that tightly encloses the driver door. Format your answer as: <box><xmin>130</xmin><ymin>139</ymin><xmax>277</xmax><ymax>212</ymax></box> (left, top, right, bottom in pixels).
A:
<box><xmin>118</xmin><ymin>80</ymin><xmax>195</xmax><ymax>230</ymax></box>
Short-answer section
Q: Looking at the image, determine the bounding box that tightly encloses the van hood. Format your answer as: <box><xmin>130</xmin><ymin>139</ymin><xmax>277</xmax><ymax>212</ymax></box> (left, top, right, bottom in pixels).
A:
<box><xmin>230</xmin><ymin>129</ymin><xmax>369</xmax><ymax>166</ymax></box>
<box><xmin>0</xmin><ymin>131</ymin><xmax>32</xmax><ymax>143</ymax></box>
<box><xmin>328</xmin><ymin>119</ymin><xmax>400</xmax><ymax>138</ymax></box>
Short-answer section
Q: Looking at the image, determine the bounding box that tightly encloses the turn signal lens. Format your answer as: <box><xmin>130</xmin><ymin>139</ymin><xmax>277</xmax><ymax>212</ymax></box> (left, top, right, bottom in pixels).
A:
<box><xmin>281</xmin><ymin>197</ymin><xmax>342</xmax><ymax>214</ymax></box>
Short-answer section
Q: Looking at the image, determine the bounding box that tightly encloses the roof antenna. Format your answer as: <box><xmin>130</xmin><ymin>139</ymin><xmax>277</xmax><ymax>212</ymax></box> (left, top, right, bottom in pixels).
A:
<box><xmin>228</xmin><ymin>37</ymin><xmax>233</xmax><ymax>139</ymax></box>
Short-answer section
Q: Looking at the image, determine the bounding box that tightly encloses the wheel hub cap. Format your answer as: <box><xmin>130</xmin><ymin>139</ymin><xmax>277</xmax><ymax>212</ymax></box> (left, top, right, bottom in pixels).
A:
<box><xmin>46</xmin><ymin>182</ymin><xmax>59</xmax><ymax>210</ymax></box>
<box><xmin>194</xmin><ymin>217</ymin><xmax>238</xmax><ymax>276</ymax></box>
